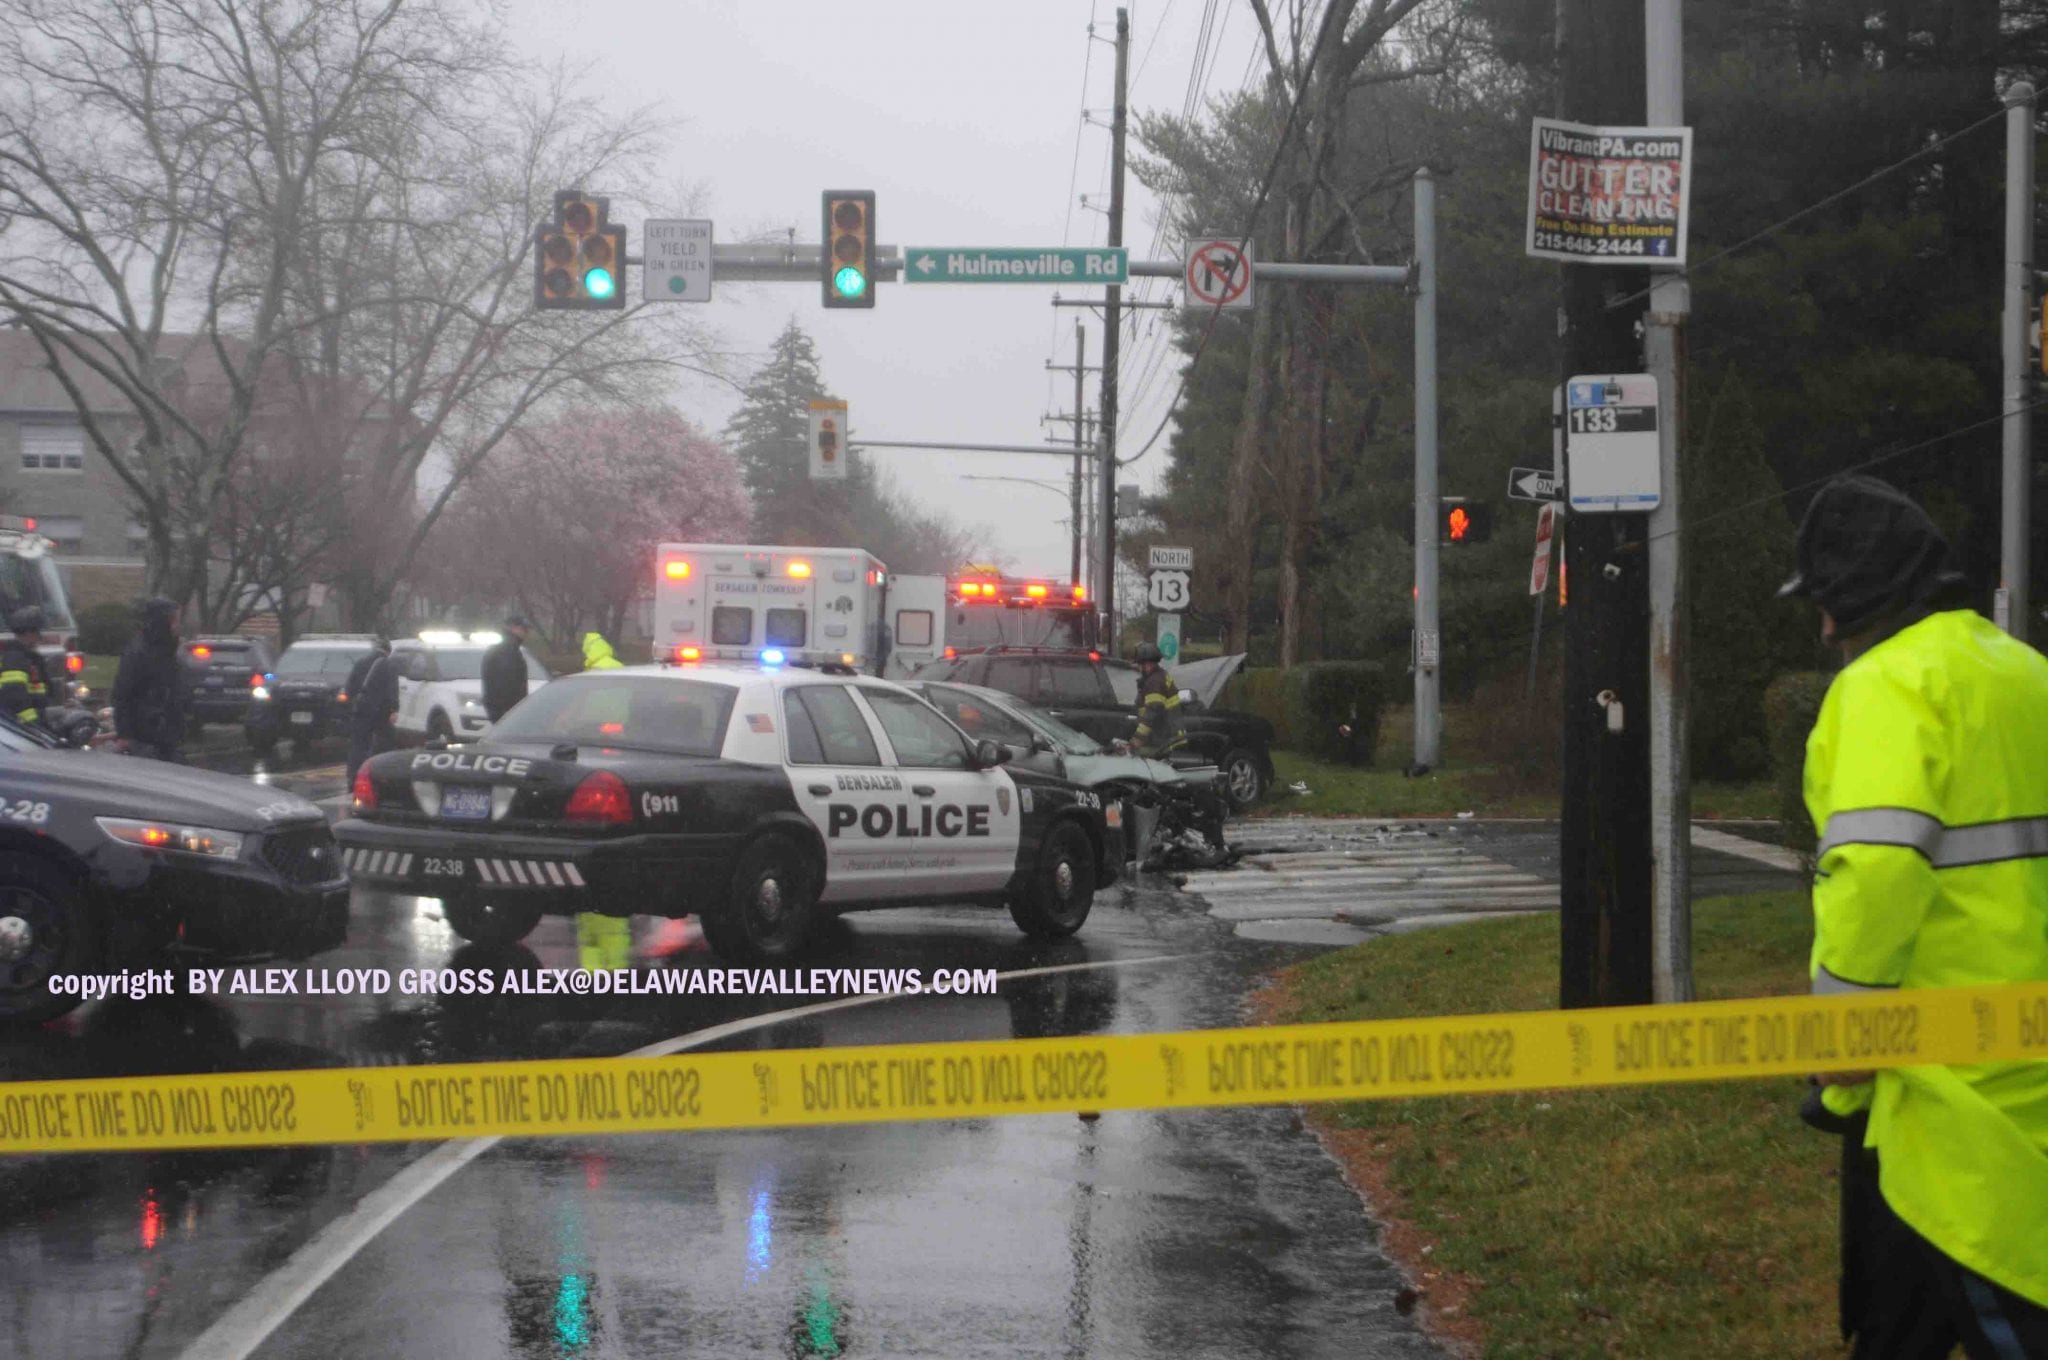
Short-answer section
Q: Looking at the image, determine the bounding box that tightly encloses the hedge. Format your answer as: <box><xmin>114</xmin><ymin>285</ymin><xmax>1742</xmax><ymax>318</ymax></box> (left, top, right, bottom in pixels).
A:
<box><xmin>1221</xmin><ymin>662</ymin><xmax>1386</xmax><ymax>766</ymax></box>
<box><xmin>1762</xmin><ymin>671</ymin><xmax>1832</xmax><ymax>856</ymax></box>
<box><xmin>75</xmin><ymin>600</ymin><xmax>136</xmax><ymax>655</ymax></box>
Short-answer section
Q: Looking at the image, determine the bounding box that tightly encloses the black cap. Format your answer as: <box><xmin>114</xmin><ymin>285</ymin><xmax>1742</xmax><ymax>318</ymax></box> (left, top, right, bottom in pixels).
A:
<box><xmin>1133</xmin><ymin>642</ymin><xmax>1163</xmax><ymax>664</ymax></box>
<box><xmin>1778</xmin><ymin>475</ymin><xmax>1957</xmax><ymax>636</ymax></box>
<box><xmin>504</xmin><ymin>614</ymin><xmax>531</xmax><ymax>630</ymax></box>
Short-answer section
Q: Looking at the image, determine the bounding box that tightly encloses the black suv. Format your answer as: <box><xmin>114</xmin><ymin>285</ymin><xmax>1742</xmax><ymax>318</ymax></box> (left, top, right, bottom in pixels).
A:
<box><xmin>181</xmin><ymin>636</ymin><xmax>278</xmax><ymax>725</ymax></box>
<box><xmin>244</xmin><ymin>635</ymin><xmax>380</xmax><ymax>754</ymax></box>
<box><xmin>913</xmin><ymin>647</ymin><xmax>1275</xmax><ymax>810</ymax></box>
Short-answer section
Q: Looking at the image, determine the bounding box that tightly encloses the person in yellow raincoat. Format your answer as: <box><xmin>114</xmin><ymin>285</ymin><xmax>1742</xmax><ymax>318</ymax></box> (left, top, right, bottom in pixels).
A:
<box><xmin>1781</xmin><ymin>476</ymin><xmax>2048</xmax><ymax>1356</ymax></box>
<box><xmin>575</xmin><ymin>633</ymin><xmax>634</xmax><ymax>971</ymax></box>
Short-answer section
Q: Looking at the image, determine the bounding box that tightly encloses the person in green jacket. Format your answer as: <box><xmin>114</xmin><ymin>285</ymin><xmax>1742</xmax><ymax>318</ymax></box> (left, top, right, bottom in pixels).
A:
<box><xmin>576</xmin><ymin>632</ymin><xmax>633</xmax><ymax>971</ymax></box>
<box><xmin>1781</xmin><ymin>475</ymin><xmax>2048</xmax><ymax>1355</ymax></box>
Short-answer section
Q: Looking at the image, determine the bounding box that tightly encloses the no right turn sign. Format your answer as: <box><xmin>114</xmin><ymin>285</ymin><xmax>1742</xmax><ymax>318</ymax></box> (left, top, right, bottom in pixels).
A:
<box><xmin>1184</xmin><ymin>234</ymin><xmax>1253</xmax><ymax>311</ymax></box>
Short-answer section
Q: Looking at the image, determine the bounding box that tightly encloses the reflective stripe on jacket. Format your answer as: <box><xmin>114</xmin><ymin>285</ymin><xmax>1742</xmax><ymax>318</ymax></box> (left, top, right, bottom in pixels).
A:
<box><xmin>1803</xmin><ymin>608</ymin><xmax>2048</xmax><ymax>1306</ymax></box>
<box><xmin>0</xmin><ymin>642</ymin><xmax>49</xmax><ymax>725</ymax></box>
<box><xmin>1133</xmin><ymin>666</ymin><xmax>1187</xmax><ymax>756</ymax></box>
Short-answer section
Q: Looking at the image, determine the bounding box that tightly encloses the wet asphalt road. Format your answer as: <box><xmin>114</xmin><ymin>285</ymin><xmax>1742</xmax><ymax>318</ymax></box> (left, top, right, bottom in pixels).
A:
<box><xmin>0</xmin><ymin>728</ymin><xmax>1800</xmax><ymax>1359</ymax></box>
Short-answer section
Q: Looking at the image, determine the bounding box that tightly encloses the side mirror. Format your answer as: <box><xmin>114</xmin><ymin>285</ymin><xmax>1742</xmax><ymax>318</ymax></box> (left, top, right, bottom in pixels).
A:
<box><xmin>1029</xmin><ymin>731</ymin><xmax>1055</xmax><ymax>754</ymax></box>
<box><xmin>973</xmin><ymin>738</ymin><xmax>1012</xmax><ymax>769</ymax></box>
<box><xmin>1178</xmin><ymin>689</ymin><xmax>1196</xmax><ymax>705</ymax></box>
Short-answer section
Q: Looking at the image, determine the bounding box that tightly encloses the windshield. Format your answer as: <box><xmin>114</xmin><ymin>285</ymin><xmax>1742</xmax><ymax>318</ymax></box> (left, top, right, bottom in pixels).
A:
<box><xmin>277</xmin><ymin>647</ymin><xmax>371</xmax><ymax>676</ymax></box>
<box><xmin>0</xmin><ymin>552</ymin><xmax>75</xmax><ymax>633</ymax></box>
<box><xmin>0</xmin><ymin>711</ymin><xmax>57</xmax><ymax>752</ymax></box>
<box><xmin>488</xmin><ymin>674</ymin><xmax>734</xmax><ymax>756</ymax></box>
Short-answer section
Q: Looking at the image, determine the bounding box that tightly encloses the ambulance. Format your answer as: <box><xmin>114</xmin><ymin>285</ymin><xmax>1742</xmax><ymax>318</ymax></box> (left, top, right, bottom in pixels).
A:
<box><xmin>651</xmin><ymin>543</ymin><xmax>890</xmax><ymax>670</ymax></box>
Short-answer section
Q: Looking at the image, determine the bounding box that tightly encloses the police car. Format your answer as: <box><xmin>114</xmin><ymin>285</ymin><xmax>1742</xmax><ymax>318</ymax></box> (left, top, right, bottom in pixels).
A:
<box><xmin>0</xmin><ymin>714</ymin><xmax>349</xmax><ymax>1024</ymax></box>
<box><xmin>332</xmin><ymin>662</ymin><xmax>1123</xmax><ymax>962</ymax></box>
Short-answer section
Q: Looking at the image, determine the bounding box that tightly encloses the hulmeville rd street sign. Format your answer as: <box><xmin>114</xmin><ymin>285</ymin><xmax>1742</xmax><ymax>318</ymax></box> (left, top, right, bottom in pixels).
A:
<box><xmin>1148</xmin><ymin>545</ymin><xmax>1194</xmax><ymax>570</ymax></box>
<box><xmin>643</xmin><ymin>219</ymin><xmax>713</xmax><ymax>302</ymax></box>
<box><xmin>904</xmin><ymin>247</ymin><xmax>1128</xmax><ymax>285</ymax></box>
<box><xmin>1508</xmin><ymin>465</ymin><xmax>1559</xmax><ymax>503</ymax></box>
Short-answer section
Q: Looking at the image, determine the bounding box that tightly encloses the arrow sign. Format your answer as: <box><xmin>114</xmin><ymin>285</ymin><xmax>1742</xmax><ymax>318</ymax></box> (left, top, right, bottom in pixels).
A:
<box><xmin>1508</xmin><ymin>465</ymin><xmax>1559</xmax><ymax>503</ymax></box>
<box><xmin>903</xmin><ymin>247</ymin><xmax>1128</xmax><ymax>285</ymax></box>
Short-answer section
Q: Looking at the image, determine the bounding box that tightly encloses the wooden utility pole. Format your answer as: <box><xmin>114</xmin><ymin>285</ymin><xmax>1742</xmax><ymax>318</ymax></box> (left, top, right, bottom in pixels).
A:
<box><xmin>1558</xmin><ymin>0</ymin><xmax>1653</xmax><ymax>1009</ymax></box>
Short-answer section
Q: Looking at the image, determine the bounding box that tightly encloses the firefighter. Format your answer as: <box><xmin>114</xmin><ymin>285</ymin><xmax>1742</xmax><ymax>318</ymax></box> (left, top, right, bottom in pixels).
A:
<box><xmin>0</xmin><ymin>605</ymin><xmax>54</xmax><ymax>729</ymax></box>
<box><xmin>1781</xmin><ymin>475</ymin><xmax>2048</xmax><ymax>1355</ymax></box>
<box><xmin>480</xmin><ymin>614</ymin><xmax>532</xmax><ymax>723</ymax></box>
<box><xmin>574</xmin><ymin>631</ymin><xmax>636</xmax><ymax>969</ymax></box>
<box><xmin>1128</xmin><ymin>642</ymin><xmax>1188</xmax><ymax>759</ymax></box>
<box><xmin>111</xmin><ymin>597</ymin><xmax>188</xmax><ymax>761</ymax></box>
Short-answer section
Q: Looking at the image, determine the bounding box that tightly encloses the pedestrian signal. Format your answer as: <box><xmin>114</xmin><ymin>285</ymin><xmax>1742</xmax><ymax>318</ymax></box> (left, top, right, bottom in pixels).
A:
<box><xmin>822</xmin><ymin>191</ymin><xmax>876</xmax><ymax>309</ymax></box>
<box><xmin>536</xmin><ymin>191</ymin><xmax>627</xmax><ymax>311</ymax></box>
<box><xmin>1440</xmin><ymin>497</ymin><xmax>1493</xmax><ymax>545</ymax></box>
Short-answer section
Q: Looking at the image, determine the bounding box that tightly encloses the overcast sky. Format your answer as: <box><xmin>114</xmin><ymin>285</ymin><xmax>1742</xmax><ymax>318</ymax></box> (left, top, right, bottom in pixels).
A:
<box><xmin>501</xmin><ymin>0</ymin><xmax>1263</xmax><ymax>578</ymax></box>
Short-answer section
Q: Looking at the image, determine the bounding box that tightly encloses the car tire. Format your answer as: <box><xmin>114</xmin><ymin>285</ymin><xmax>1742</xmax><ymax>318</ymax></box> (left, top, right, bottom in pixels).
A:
<box><xmin>442</xmin><ymin>894</ymin><xmax>543</xmax><ymax>947</ymax></box>
<box><xmin>0</xmin><ymin>853</ymin><xmax>96</xmax><ymax>1025</ymax></box>
<box><xmin>701</xmin><ymin>834</ymin><xmax>816</xmax><ymax>964</ymax></box>
<box><xmin>1008</xmin><ymin>821</ymin><xmax>1096</xmax><ymax>938</ymax></box>
<box><xmin>427</xmin><ymin>711</ymin><xmax>454</xmax><ymax>743</ymax></box>
<box><xmin>1221</xmin><ymin>749</ymin><xmax>1267</xmax><ymax>812</ymax></box>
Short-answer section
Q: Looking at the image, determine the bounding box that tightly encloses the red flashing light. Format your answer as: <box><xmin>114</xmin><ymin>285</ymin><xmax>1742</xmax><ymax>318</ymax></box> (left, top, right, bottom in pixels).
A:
<box><xmin>64</xmin><ymin>653</ymin><xmax>83</xmax><ymax>674</ymax></box>
<box><xmin>787</xmin><ymin>560</ymin><xmax>812</xmax><ymax>579</ymax></box>
<box><xmin>21</xmin><ymin>517</ymin><xmax>34</xmax><ymax>531</ymax></box>
<box><xmin>1088</xmin><ymin>651</ymin><xmax>1102</xmax><ymax>662</ymax></box>
<box><xmin>191</xmin><ymin>645</ymin><xmax>212</xmax><ymax>660</ymax></box>
<box><xmin>351</xmin><ymin>765</ymin><xmax>376</xmax><ymax>811</ymax></box>
<box><xmin>1071</xmin><ymin>584</ymin><xmax>1087</xmax><ymax>600</ymax></box>
<box><xmin>1025</xmin><ymin>584</ymin><xmax>1049</xmax><ymax>599</ymax></box>
<box><xmin>673</xmin><ymin>645</ymin><xmax>701</xmax><ymax>663</ymax></box>
<box><xmin>943</xmin><ymin>646</ymin><xmax>957</xmax><ymax>660</ymax></box>
<box><xmin>140</xmin><ymin>1191</ymin><xmax>162</xmax><ymax>1251</ymax></box>
<box><xmin>565</xmin><ymin>770</ymin><xmax>633</xmax><ymax>825</ymax></box>
<box><xmin>664</xmin><ymin>560</ymin><xmax>691</xmax><ymax>580</ymax></box>
<box><xmin>599</xmin><ymin>721</ymin><xmax>624</xmax><ymax>735</ymax></box>
<box><xmin>249</xmin><ymin>673</ymin><xmax>263</xmax><ymax>687</ymax></box>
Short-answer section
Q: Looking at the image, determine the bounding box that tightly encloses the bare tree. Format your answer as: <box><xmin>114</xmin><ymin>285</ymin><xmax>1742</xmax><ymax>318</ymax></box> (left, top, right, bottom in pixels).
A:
<box><xmin>0</xmin><ymin>0</ymin><xmax>722</xmax><ymax>630</ymax></box>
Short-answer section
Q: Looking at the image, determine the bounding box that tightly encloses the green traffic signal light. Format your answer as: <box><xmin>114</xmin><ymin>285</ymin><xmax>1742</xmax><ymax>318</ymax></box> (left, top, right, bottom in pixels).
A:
<box><xmin>584</xmin><ymin>266</ymin><xmax>616</xmax><ymax>300</ymax></box>
<box><xmin>833</xmin><ymin>265</ymin><xmax>867</xmax><ymax>298</ymax></box>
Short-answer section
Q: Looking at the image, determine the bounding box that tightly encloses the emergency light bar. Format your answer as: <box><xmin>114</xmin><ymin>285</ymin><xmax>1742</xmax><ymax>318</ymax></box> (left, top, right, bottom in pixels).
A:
<box><xmin>664</xmin><ymin>560</ymin><xmax>691</xmax><ymax>580</ymax></box>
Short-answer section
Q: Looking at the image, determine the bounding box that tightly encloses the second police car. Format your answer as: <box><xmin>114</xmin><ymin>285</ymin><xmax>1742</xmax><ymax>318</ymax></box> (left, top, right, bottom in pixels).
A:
<box><xmin>333</xmin><ymin>661</ymin><xmax>1123</xmax><ymax>962</ymax></box>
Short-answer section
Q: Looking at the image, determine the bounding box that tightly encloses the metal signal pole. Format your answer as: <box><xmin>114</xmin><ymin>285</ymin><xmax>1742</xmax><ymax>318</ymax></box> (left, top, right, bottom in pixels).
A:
<box><xmin>2001</xmin><ymin>81</ymin><xmax>2035</xmax><ymax>644</ymax></box>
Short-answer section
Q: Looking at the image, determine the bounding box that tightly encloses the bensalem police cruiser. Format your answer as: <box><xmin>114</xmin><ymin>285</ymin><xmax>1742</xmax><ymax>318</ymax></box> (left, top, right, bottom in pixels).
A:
<box><xmin>333</xmin><ymin>662</ymin><xmax>1123</xmax><ymax>961</ymax></box>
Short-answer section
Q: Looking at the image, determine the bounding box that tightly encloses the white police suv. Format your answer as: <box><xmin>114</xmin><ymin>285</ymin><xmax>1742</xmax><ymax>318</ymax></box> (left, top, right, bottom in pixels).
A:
<box><xmin>333</xmin><ymin>662</ymin><xmax>1122</xmax><ymax>961</ymax></box>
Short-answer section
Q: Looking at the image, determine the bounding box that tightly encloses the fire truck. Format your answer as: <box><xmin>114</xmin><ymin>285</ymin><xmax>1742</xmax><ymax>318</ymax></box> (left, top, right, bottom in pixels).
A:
<box><xmin>648</xmin><ymin>546</ymin><xmax>1095</xmax><ymax>680</ymax></box>
<box><xmin>878</xmin><ymin>564</ymin><xmax>1095</xmax><ymax>679</ymax></box>
<box><xmin>0</xmin><ymin>515</ymin><xmax>85</xmax><ymax>700</ymax></box>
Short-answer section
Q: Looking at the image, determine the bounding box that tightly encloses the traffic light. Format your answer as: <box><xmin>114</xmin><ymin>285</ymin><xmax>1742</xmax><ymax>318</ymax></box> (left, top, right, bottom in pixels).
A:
<box><xmin>1440</xmin><ymin>497</ymin><xmax>1493</xmax><ymax>545</ymax></box>
<box><xmin>535</xmin><ymin>190</ymin><xmax>627</xmax><ymax>310</ymax></box>
<box><xmin>822</xmin><ymin>191</ymin><xmax>876</xmax><ymax>308</ymax></box>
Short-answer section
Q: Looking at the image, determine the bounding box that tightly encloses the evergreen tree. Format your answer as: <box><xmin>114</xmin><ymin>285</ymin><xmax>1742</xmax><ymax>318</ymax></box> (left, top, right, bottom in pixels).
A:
<box><xmin>1683</xmin><ymin>373</ymin><xmax>1822</xmax><ymax>779</ymax></box>
<box><xmin>723</xmin><ymin>317</ymin><xmax>979</xmax><ymax>571</ymax></box>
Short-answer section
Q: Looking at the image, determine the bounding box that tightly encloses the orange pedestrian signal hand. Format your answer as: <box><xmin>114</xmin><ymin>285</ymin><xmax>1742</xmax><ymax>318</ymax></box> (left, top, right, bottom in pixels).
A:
<box><xmin>1448</xmin><ymin>507</ymin><xmax>1471</xmax><ymax>541</ymax></box>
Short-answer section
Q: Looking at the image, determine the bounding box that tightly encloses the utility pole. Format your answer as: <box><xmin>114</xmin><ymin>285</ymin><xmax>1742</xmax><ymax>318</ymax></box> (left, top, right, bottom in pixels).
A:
<box><xmin>1644</xmin><ymin>0</ymin><xmax>1693</xmax><ymax>1003</ymax></box>
<box><xmin>1044</xmin><ymin>323</ymin><xmax>1099</xmax><ymax>587</ymax></box>
<box><xmin>1097</xmin><ymin>7</ymin><xmax>1130</xmax><ymax>639</ymax></box>
<box><xmin>2001</xmin><ymin>81</ymin><xmax>2035</xmax><ymax>644</ymax></box>
<box><xmin>1558</xmin><ymin>0</ymin><xmax>1653</xmax><ymax>1010</ymax></box>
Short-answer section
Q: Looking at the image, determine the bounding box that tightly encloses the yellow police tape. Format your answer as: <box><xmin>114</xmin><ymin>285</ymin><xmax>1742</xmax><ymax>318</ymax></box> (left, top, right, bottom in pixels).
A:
<box><xmin>4</xmin><ymin>982</ymin><xmax>2047</xmax><ymax>1156</ymax></box>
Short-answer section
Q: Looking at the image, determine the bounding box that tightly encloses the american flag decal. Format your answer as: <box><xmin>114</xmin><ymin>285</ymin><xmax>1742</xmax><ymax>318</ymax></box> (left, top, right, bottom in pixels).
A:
<box><xmin>746</xmin><ymin>713</ymin><xmax>774</xmax><ymax>733</ymax></box>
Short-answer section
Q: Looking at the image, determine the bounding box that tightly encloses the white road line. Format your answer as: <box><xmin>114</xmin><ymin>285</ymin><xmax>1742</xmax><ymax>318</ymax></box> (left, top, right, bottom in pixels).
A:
<box><xmin>175</xmin><ymin>950</ymin><xmax>1201</xmax><ymax>1360</ymax></box>
<box><xmin>1690</xmin><ymin>824</ymin><xmax>1807</xmax><ymax>873</ymax></box>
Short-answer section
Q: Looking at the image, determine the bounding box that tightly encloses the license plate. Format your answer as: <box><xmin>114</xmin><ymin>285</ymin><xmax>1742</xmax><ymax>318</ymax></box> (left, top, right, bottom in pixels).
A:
<box><xmin>440</xmin><ymin>785</ymin><xmax>492</xmax><ymax>820</ymax></box>
<box><xmin>290</xmin><ymin>711</ymin><xmax>315</xmax><ymax>725</ymax></box>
